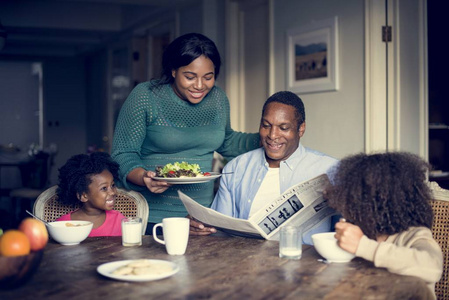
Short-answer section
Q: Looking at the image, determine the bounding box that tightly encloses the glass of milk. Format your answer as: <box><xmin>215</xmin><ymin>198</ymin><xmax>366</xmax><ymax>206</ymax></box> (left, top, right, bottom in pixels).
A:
<box><xmin>122</xmin><ymin>217</ymin><xmax>142</xmax><ymax>247</ymax></box>
<box><xmin>279</xmin><ymin>226</ymin><xmax>302</xmax><ymax>260</ymax></box>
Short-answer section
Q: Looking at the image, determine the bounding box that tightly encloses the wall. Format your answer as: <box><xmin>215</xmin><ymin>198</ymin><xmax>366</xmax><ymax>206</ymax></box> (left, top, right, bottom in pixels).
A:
<box><xmin>179</xmin><ymin>5</ymin><xmax>203</xmax><ymax>35</ymax></box>
<box><xmin>86</xmin><ymin>50</ymin><xmax>109</xmax><ymax>152</ymax></box>
<box><xmin>242</xmin><ymin>0</ymin><xmax>269</xmax><ymax>132</ymax></box>
<box><xmin>0</xmin><ymin>1</ymin><xmax>122</xmax><ymax>31</ymax></box>
<box><xmin>203</xmin><ymin>0</ymin><xmax>227</xmax><ymax>90</ymax></box>
<box><xmin>43</xmin><ymin>58</ymin><xmax>87</xmax><ymax>185</ymax></box>
<box><xmin>0</xmin><ymin>60</ymin><xmax>40</xmax><ymax>189</ymax></box>
<box><xmin>0</xmin><ymin>61</ymin><xmax>40</xmax><ymax>152</ymax></box>
<box><xmin>272</xmin><ymin>0</ymin><xmax>365</xmax><ymax>159</ymax></box>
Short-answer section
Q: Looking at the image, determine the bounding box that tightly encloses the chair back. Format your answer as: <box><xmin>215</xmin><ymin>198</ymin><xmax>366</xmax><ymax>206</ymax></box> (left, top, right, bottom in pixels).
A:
<box><xmin>429</xmin><ymin>181</ymin><xmax>449</xmax><ymax>300</ymax></box>
<box><xmin>33</xmin><ymin>186</ymin><xmax>149</xmax><ymax>234</ymax></box>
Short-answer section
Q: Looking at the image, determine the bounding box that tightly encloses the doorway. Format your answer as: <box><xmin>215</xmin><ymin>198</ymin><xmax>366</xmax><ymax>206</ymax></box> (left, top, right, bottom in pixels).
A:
<box><xmin>0</xmin><ymin>61</ymin><xmax>41</xmax><ymax>189</ymax></box>
<box><xmin>0</xmin><ymin>61</ymin><xmax>41</xmax><ymax>154</ymax></box>
<box><xmin>427</xmin><ymin>0</ymin><xmax>449</xmax><ymax>188</ymax></box>
<box><xmin>0</xmin><ymin>60</ymin><xmax>41</xmax><ymax>226</ymax></box>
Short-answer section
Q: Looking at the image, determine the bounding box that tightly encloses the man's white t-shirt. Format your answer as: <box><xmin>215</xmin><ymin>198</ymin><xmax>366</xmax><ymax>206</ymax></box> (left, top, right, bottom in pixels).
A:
<box><xmin>248</xmin><ymin>167</ymin><xmax>280</xmax><ymax>218</ymax></box>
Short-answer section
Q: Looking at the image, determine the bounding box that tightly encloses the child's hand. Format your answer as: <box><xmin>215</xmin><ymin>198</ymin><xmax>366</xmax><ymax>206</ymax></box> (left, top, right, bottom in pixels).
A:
<box><xmin>334</xmin><ymin>220</ymin><xmax>364</xmax><ymax>254</ymax></box>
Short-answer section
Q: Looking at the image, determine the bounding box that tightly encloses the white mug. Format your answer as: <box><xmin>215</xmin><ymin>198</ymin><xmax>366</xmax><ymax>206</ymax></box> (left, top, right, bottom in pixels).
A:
<box><xmin>153</xmin><ymin>217</ymin><xmax>189</xmax><ymax>255</ymax></box>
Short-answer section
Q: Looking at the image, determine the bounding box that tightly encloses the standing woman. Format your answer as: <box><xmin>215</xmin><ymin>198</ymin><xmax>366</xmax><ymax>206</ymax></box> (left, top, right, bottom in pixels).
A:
<box><xmin>112</xmin><ymin>33</ymin><xmax>259</xmax><ymax>233</ymax></box>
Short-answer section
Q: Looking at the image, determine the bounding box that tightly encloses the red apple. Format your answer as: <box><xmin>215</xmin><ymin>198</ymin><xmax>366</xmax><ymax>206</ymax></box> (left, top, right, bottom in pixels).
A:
<box><xmin>18</xmin><ymin>218</ymin><xmax>48</xmax><ymax>251</ymax></box>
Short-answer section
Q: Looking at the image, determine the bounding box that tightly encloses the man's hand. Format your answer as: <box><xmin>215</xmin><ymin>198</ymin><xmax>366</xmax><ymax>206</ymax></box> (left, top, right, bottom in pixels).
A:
<box><xmin>334</xmin><ymin>220</ymin><xmax>364</xmax><ymax>254</ymax></box>
<box><xmin>187</xmin><ymin>215</ymin><xmax>217</xmax><ymax>236</ymax></box>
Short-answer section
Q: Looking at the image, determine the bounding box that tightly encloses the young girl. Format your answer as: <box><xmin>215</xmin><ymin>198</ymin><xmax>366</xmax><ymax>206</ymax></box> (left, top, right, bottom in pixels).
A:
<box><xmin>325</xmin><ymin>152</ymin><xmax>443</xmax><ymax>299</ymax></box>
<box><xmin>56</xmin><ymin>152</ymin><xmax>125</xmax><ymax>237</ymax></box>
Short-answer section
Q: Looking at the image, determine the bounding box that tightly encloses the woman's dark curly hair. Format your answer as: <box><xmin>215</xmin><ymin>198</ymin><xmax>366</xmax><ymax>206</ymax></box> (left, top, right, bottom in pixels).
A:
<box><xmin>325</xmin><ymin>152</ymin><xmax>433</xmax><ymax>239</ymax></box>
<box><xmin>56</xmin><ymin>152</ymin><xmax>119</xmax><ymax>206</ymax></box>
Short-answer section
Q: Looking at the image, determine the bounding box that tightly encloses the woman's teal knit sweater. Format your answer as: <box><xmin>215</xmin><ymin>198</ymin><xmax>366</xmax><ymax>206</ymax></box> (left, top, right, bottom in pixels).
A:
<box><xmin>112</xmin><ymin>81</ymin><xmax>260</xmax><ymax>223</ymax></box>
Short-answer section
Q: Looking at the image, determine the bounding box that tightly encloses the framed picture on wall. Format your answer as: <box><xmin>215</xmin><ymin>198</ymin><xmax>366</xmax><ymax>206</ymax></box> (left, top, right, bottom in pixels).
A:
<box><xmin>286</xmin><ymin>16</ymin><xmax>339</xmax><ymax>94</ymax></box>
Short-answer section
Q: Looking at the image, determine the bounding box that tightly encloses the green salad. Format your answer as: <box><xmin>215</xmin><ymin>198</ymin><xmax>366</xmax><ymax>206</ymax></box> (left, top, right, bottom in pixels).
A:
<box><xmin>155</xmin><ymin>161</ymin><xmax>210</xmax><ymax>178</ymax></box>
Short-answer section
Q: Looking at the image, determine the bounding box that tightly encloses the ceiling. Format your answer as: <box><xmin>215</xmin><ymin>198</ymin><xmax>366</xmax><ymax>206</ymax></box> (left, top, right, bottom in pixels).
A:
<box><xmin>0</xmin><ymin>0</ymin><xmax>200</xmax><ymax>57</ymax></box>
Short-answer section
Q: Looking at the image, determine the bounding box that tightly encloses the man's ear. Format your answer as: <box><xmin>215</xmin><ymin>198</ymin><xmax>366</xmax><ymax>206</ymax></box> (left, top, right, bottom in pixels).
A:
<box><xmin>299</xmin><ymin>122</ymin><xmax>306</xmax><ymax>137</ymax></box>
<box><xmin>172</xmin><ymin>69</ymin><xmax>176</xmax><ymax>78</ymax></box>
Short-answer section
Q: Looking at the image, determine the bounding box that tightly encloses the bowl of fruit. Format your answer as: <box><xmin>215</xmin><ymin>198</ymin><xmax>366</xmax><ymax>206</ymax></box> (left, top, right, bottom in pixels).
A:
<box><xmin>0</xmin><ymin>218</ymin><xmax>48</xmax><ymax>289</ymax></box>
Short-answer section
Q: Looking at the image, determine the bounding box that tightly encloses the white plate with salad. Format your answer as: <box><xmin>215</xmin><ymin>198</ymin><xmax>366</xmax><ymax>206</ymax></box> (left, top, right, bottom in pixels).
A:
<box><xmin>153</xmin><ymin>172</ymin><xmax>221</xmax><ymax>184</ymax></box>
<box><xmin>152</xmin><ymin>162</ymin><xmax>221</xmax><ymax>184</ymax></box>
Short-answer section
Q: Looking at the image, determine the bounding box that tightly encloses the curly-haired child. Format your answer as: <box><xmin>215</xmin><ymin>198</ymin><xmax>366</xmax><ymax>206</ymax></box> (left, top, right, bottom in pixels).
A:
<box><xmin>325</xmin><ymin>152</ymin><xmax>443</xmax><ymax>298</ymax></box>
<box><xmin>56</xmin><ymin>152</ymin><xmax>126</xmax><ymax>237</ymax></box>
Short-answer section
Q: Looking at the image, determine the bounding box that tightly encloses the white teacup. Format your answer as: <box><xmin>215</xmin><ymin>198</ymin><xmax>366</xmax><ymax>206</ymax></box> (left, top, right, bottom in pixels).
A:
<box><xmin>153</xmin><ymin>217</ymin><xmax>189</xmax><ymax>255</ymax></box>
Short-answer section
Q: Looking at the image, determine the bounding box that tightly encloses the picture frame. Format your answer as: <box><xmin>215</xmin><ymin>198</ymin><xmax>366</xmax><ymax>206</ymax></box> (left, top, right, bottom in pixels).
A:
<box><xmin>286</xmin><ymin>17</ymin><xmax>339</xmax><ymax>94</ymax></box>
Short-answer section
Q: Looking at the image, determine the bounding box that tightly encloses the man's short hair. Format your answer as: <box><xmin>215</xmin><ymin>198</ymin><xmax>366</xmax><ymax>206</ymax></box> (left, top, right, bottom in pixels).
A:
<box><xmin>262</xmin><ymin>91</ymin><xmax>305</xmax><ymax>129</ymax></box>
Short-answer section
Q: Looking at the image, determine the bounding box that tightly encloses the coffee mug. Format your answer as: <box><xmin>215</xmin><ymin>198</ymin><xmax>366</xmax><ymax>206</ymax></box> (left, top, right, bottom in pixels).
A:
<box><xmin>153</xmin><ymin>217</ymin><xmax>189</xmax><ymax>255</ymax></box>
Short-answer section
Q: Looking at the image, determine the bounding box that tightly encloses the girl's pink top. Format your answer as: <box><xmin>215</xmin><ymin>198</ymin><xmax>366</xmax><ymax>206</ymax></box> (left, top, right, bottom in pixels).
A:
<box><xmin>56</xmin><ymin>210</ymin><xmax>125</xmax><ymax>237</ymax></box>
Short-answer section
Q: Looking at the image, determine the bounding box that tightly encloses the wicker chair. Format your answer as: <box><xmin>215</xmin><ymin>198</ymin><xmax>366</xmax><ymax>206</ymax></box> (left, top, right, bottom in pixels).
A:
<box><xmin>33</xmin><ymin>186</ymin><xmax>149</xmax><ymax>234</ymax></box>
<box><xmin>429</xmin><ymin>181</ymin><xmax>449</xmax><ymax>300</ymax></box>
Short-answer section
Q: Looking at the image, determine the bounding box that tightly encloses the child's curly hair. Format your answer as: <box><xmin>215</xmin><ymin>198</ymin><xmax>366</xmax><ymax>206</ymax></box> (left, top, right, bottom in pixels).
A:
<box><xmin>325</xmin><ymin>152</ymin><xmax>433</xmax><ymax>240</ymax></box>
<box><xmin>56</xmin><ymin>152</ymin><xmax>119</xmax><ymax>206</ymax></box>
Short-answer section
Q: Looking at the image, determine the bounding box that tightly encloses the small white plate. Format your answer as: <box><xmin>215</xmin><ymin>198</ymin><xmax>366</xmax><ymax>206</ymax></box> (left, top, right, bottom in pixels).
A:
<box><xmin>97</xmin><ymin>259</ymin><xmax>179</xmax><ymax>282</ymax></box>
<box><xmin>153</xmin><ymin>172</ymin><xmax>221</xmax><ymax>184</ymax></box>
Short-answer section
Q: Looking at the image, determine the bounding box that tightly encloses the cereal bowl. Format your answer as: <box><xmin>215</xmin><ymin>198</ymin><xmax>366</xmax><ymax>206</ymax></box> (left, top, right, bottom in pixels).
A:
<box><xmin>311</xmin><ymin>232</ymin><xmax>355</xmax><ymax>263</ymax></box>
<box><xmin>47</xmin><ymin>221</ymin><xmax>93</xmax><ymax>245</ymax></box>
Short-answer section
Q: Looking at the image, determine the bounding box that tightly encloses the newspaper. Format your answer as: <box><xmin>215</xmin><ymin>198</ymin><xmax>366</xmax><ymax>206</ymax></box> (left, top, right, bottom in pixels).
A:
<box><xmin>178</xmin><ymin>174</ymin><xmax>336</xmax><ymax>240</ymax></box>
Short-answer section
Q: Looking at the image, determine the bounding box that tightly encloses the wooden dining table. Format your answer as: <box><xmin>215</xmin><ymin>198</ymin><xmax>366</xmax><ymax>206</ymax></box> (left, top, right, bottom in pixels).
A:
<box><xmin>1</xmin><ymin>234</ymin><xmax>432</xmax><ymax>300</ymax></box>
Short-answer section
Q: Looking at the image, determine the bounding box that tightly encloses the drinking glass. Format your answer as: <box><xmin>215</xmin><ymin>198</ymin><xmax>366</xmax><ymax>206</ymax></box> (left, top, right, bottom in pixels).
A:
<box><xmin>279</xmin><ymin>226</ymin><xmax>302</xmax><ymax>260</ymax></box>
<box><xmin>122</xmin><ymin>217</ymin><xmax>142</xmax><ymax>247</ymax></box>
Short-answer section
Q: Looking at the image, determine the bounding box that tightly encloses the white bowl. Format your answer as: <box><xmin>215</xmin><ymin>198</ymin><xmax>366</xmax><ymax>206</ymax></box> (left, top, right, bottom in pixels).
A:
<box><xmin>311</xmin><ymin>232</ymin><xmax>356</xmax><ymax>263</ymax></box>
<box><xmin>47</xmin><ymin>221</ymin><xmax>93</xmax><ymax>245</ymax></box>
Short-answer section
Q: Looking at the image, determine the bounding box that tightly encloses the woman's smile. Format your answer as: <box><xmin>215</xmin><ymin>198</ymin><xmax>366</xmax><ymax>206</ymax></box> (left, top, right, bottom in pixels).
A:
<box><xmin>172</xmin><ymin>55</ymin><xmax>215</xmax><ymax>104</ymax></box>
<box><xmin>189</xmin><ymin>90</ymin><xmax>206</xmax><ymax>99</ymax></box>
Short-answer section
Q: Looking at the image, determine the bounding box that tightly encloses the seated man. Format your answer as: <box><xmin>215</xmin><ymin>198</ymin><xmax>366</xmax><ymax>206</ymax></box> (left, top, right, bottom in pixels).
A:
<box><xmin>190</xmin><ymin>91</ymin><xmax>338</xmax><ymax>244</ymax></box>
